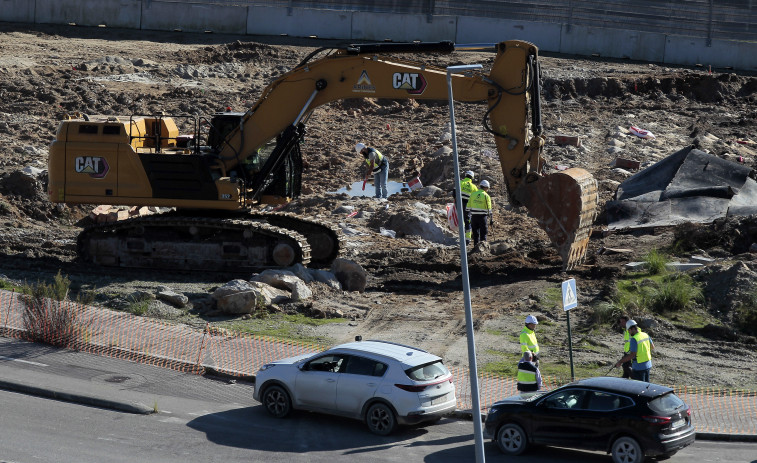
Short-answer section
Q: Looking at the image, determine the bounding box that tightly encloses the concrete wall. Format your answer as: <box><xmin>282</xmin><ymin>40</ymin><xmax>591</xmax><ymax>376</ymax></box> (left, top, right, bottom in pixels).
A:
<box><xmin>456</xmin><ymin>16</ymin><xmax>562</xmax><ymax>51</ymax></box>
<box><xmin>141</xmin><ymin>1</ymin><xmax>247</xmax><ymax>34</ymax></box>
<box><xmin>1</xmin><ymin>1</ymin><xmax>755</xmax><ymax>71</ymax></box>
<box><xmin>247</xmin><ymin>6</ymin><xmax>351</xmax><ymax>39</ymax></box>
<box><xmin>35</xmin><ymin>0</ymin><xmax>141</xmax><ymax>29</ymax></box>
<box><xmin>0</xmin><ymin>0</ymin><xmax>34</xmax><ymax>23</ymax></box>
<box><xmin>352</xmin><ymin>12</ymin><xmax>457</xmax><ymax>42</ymax></box>
<box><xmin>561</xmin><ymin>25</ymin><xmax>667</xmax><ymax>62</ymax></box>
<box><xmin>665</xmin><ymin>36</ymin><xmax>753</xmax><ymax>70</ymax></box>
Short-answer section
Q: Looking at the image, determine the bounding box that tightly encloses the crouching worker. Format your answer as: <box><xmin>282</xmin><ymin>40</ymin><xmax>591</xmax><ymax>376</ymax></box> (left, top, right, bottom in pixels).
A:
<box><xmin>516</xmin><ymin>351</ymin><xmax>543</xmax><ymax>393</ymax></box>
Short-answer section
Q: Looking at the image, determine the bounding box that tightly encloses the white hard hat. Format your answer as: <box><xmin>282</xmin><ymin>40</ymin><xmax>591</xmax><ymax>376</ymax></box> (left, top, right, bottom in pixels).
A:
<box><xmin>626</xmin><ymin>319</ymin><xmax>638</xmax><ymax>330</ymax></box>
<box><xmin>355</xmin><ymin>142</ymin><xmax>366</xmax><ymax>154</ymax></box>
<box><xmin>464</xmin><ymin>171</ymin><xmax>475</xmax><ymax>179</ymax></box>
<box><xmin>479</xmin><ymin>179</ymin><xmax>490</xmax><ymax>188</ymax></box>
<box><xmin>525</xmin><ymin>315</ymin><xmax>538</xmax><ymax>325</ymax></box>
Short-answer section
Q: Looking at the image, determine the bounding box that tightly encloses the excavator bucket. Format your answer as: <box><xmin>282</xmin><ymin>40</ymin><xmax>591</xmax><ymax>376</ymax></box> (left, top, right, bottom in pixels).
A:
<box><xmin>514</xmin><ymin>168</ymin><xmax>598</xmax><ymax>270</ymax></box>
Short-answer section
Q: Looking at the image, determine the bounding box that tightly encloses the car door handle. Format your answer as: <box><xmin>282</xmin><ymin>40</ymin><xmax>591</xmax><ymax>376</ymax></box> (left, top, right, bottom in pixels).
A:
<box><xmin>366</xmin><ymin>383</ymin><xmax>377</xmax><ymax>387</ymax></box>
<box><xmin>327</xmin><ymin>378</ymin><xmax>336</xmax><ymax>383</ymax></box>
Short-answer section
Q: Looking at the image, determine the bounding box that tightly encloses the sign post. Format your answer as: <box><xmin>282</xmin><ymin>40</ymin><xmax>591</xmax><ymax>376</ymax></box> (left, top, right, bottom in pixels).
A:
<box><xmin>561</xmin><ymin>278</ymin><xmax>578</xmax><ymax>381</ymax></box>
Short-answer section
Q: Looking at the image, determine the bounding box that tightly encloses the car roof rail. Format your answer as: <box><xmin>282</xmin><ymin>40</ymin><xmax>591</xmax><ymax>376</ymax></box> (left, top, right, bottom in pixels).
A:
<box><xmin>364</xmin><ymin>339</ymin><xmax>429</xmax><ymax>353</ymax></box>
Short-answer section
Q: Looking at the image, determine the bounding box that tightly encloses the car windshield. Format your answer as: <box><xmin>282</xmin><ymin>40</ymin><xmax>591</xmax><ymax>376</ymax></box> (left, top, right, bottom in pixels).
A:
<box><xmin>406</xmin><ymin>360</ymin><xmax>449</xmax><ymax>381</ymax></box>
<box><xmin>648</xmin><ymin>392</ymin><xmax>687</xmax><ymax>414</ymax></box>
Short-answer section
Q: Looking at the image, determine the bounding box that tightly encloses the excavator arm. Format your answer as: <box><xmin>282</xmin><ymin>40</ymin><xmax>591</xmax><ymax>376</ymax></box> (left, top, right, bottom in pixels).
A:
<box><xmin>218</xmin><ymin>40</ymin><xmax>597</xmax><ymax>269</ymax></box>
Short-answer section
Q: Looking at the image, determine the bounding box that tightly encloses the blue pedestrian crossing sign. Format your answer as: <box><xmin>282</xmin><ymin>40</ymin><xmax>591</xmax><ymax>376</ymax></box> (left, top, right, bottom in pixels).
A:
<box><xmin>562</xmin><ymin>279</ymin><xmax>578</xmax><ymax>311</ymax></box>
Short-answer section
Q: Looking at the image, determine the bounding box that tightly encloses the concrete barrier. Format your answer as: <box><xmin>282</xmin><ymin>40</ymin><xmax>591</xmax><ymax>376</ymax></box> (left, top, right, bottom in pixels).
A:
<box><xmin>0</xmin><ymin>0</ymin><xmax>35</xmax><ymax>23</ymax></box>
<box><xmin>141</xmin><ymin>1</ymin><xmax>247</xmax><ymax>34</ymax></box>
<box><xmin>35</xmin><ymin>0</ymin><xmax>141</xmax><ymax>29</ymax></box>
<box><xmin>456</xmin><ymin>16</ymin><xmax>561</xmax><ymax>52</ymax></box>
<box><xmin>247</xmin><ymin>6</ymin><xmax>351</xmax><ymax>39</ymax></box>
<box><xmin>560</xmin><ymin>24</ymin><xmax>666</xmax><ymax>63</ymax></box>
<box><xmin>352</xmin><ymin>12</ymin><xmax>456</xmax><ymax>42</ymax></box>
<box><xmin>665</xmin><ymin>36</ymin><xmax>757</xmax><ymax>72</ymax></box>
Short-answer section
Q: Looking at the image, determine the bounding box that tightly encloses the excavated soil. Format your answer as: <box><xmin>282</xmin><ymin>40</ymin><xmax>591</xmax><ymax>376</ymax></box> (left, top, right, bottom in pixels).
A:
<box><xmin>1</xmin><ymin>22</ymin><xmax>756</xmax><ymax>389</ymax></box>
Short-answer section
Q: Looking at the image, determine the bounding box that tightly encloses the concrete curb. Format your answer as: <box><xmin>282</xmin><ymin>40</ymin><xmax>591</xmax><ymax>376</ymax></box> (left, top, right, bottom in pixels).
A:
<box><xmin>0</xmin><ymin>379</ymin><xmax>155</xmax><ymax>414</ymax></box>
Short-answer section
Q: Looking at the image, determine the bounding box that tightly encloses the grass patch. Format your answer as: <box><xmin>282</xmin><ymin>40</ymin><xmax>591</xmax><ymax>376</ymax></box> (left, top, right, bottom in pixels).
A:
<box><xmin>540</xmin><ymin>287</ymin><xmax>563</xmax><ymax>309</ymax></box>
<box><xmin>481</xmin><ymin>350</ymin><xmax>522</xmax><ymax>376</ymax></box>
<box><xmin>0</xmin><ymin>279</ymin><xmax>23</xmax><ymax>291</ymax></box>
<box><xmin>219</xmin><ymin>313</ymin><xmax>345</xmax><ymax>345</ymax></box>
<box><xmin>587</xmin><ymin>302</ymin><xmax>619</xmax><ymax>326</ymax></box>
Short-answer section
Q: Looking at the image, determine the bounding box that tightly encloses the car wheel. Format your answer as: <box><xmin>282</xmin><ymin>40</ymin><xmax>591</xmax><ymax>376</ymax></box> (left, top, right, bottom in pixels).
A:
<box><xmin>262</xmin><ymin>385</ymin><xmax>291</xmax><ymax>418</ymax></box>
<box><xmin>365</xmin><ymin>403</ymin><xmax>397</xmax><ymax>436</ymax></box>
<box><xmin>496</xmin><ymin>423</ymin><xmax>528</xmax><ymax>455</ymax></box>
<box><xmin>611</xmin><ymin>436</ymin><xmax>643</xmax><ymax>463</ymax></box>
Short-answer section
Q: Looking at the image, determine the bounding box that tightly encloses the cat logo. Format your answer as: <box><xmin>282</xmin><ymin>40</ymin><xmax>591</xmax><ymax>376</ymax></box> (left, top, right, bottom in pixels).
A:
<box><xmin>75</xmin><ymin>156</ymin><xmax>109</xmax><ymax>179</ymax></box>
<box><xmin>392</xmin><ymin>72</ymin><xmax>427</xmax><ymax>94</ymax></box>
<box><xmin>353</xmin><ymin>70</ymin><xmax>376</xmax><ymax>93</ymax></box>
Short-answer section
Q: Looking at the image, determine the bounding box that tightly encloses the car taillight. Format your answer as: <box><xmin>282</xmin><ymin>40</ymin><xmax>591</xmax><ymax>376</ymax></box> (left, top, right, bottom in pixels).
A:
<box><xmin>642</xmin><ymin>415</ymin><xmax>672</xmax><ymax>425</ymax></box>
<box><xmin>395</xmin><ymin>384</ymin><xmax>427</xmax><ymax>392</ymax></box>
<box><xmin>686</xmin><ymin>408</ymin><xmax>691</xmax><ymax>417</ymax></box>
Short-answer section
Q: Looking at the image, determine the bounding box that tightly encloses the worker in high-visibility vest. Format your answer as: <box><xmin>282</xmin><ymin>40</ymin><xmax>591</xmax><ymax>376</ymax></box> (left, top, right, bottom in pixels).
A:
<box><xmin>356</xmin><ymin>142</ymin><xmax>389</xmax><ymax>199</ymax></box>
<box><xmin>520</xmin><ymin>315</ymin><xmax>540</xmax><ymax>367</ymax></box>
<box><xmin>615</xmin><ymin>319</ymin><xmax>655</xmax><ymax>382</ymax></box>
<box><xmin>516</xmin><ymin>351</ymin><xmax>543</xmax><ymax>393</ymax></box>
<box><xmin>458</xmin><ymin>171</ymin><xmax>478</xmax><ymax>245</ymax></box>
<box><xmin>617</xmin><ymin>315</ymin><xmax>633</xmax><ymax>379</ymax></box>
<box><xmin>467</xmin><ymin>179</ymin><xmax>492</xmax><ymax>247</ymax></box>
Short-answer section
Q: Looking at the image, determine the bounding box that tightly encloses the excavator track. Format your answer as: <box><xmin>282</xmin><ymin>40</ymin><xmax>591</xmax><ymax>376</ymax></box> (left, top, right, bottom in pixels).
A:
<box><xmin>78</xmin><ymin>215</ymin><xmax>311</xmax><ymax>272</ymax></box>
<box><xmin>516</xmin><ymin>168</ymin><xmax>598</xmax><ymax>270</ymax></box>
<box><xmin>249</xmin><ymin>211</ymin><xmax>343</xmax><ymax>268</ymax></box>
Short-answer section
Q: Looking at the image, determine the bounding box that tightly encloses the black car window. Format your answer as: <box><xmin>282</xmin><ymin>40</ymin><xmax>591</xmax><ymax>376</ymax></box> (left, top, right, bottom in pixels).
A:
<box><xmin>648</xmin><ymin>392</ymin><xmax>687</xmax><ymax>414</ymax></box>
<box><xmin>406</xmin><ymin>361</ymin><xmax>450</xmax><ymax>381</ymax></box>
<box><xmin>344</xmin><ymin>355</ymin><xmax>387</xmax><ymax>377</ymax></box>
<box><xmin>305</xmin><ymin>354</ymin><xmax>346</xmax><ymax>373</ymax></box>
<box><xmin>543</xmin><ymin>389</ymin><xmax>589</xmax><ymax>410</ymax></box>
<box><xmin>587</xmin><ymin>391</ymin><xmax>629</xmax><ymax>411</ymax></box>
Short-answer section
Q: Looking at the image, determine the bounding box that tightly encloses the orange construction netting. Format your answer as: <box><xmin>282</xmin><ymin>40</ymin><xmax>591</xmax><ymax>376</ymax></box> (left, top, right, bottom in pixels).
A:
<box><xmin>1</xmin><ymin>289</ymin><xmax>754</xmax><ymax>434</ymax></box>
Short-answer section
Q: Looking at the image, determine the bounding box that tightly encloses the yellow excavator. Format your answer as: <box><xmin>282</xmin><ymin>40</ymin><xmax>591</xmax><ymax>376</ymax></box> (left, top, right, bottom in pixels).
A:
<box><xmin>48</xmin><ymin>40</ymin><xmax>597</xmax><ymax>272</ymax></box>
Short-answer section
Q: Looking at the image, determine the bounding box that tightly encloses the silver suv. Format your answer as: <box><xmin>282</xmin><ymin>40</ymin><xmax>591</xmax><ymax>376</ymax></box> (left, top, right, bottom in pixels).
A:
<box><xmin>253</xmin><ymin>338</ymin><xmax>457</xmax><ymax>435</ymax></box>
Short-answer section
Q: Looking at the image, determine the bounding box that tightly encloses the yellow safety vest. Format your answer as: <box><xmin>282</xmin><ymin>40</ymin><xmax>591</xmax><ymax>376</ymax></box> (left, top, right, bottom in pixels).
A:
<box><xmin>520</xmin><ymin>327</ymin><xmax>539</xmax><ymax>354</ymax></box>
<box><xmin>623</xmin><ymin>329</ymin><xmax>630</xmax><ymax>353</ymax></box>
<box><xmin>632</xmin><ymin>331</ymin><xmax>652</xmax><ymax>364</ymax></box>
<box><xmin>460</xmin><ymin>178</ymin><xmax>478</xmax><ymax>202</ymax></box>
<box><xmin>467</xmin><ymin>190</ymin><xmax>492</xmax><ymax>215</ymax></box>
<box><xmin>517</xmin><ymin>362</ymin><xmax>537</xmax><ymax>385</ymax></box>
<box><xmin>365</xmin><ymin>149</ymin><xmax>385</xmax><ymax>175</ymax></box>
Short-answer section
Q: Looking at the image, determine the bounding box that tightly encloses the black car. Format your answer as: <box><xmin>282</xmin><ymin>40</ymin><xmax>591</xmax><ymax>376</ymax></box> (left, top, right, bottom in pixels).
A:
<box><xmin>483</xmin><ymin>377</ymin><xmax>695</xmax><ymax>463</ymax></box>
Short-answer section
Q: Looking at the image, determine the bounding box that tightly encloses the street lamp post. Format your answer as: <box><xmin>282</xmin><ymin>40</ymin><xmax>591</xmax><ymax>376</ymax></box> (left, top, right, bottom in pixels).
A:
<box><xmin>446</xmin><ymin>63</ymin><xmax>485</xmax><ymax>463</ymax></box>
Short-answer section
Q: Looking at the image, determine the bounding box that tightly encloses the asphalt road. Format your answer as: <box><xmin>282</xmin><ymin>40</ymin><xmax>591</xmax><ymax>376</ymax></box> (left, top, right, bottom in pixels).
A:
<box><xmin>1</xmin><ymin>338</ymin><xmax>756</xmax><ymax>462</ymax></box>
<box><xmin>2</xmin><ymin>389</ymin><xmax>756</xmax><ymax>463</ymax></box>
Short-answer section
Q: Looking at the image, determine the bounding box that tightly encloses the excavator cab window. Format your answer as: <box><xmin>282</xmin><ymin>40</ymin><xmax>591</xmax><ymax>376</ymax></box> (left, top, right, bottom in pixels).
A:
<box><xmin>207</xmin><ymin>112</ymin><xmax>245</xmax><ymax>152</ymax></box>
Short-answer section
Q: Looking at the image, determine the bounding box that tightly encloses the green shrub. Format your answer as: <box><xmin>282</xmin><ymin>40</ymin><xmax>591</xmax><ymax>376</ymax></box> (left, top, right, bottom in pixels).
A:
<box><xmin>648</xmin><ymin>274</ymin><xmax>703</xmax><ymax>314</ymax></box>
<box><xmin>19</xmin><ymin>271</ymin><xmax>89</xmax><ymax>346</ymax></box>
<box><xmin>588</xmin><ymin>302</ymin><xmax>619</xmax><ymax>326</ymax></box>
<box><xmin>19</xmin><ymin>271</ymin><xmax>87</xmax><ymax>347</ymax></box>
<box><xmin>644</xmin><ymin>249</ymin><xmax>668</xmax><ymax>275</ymax></box>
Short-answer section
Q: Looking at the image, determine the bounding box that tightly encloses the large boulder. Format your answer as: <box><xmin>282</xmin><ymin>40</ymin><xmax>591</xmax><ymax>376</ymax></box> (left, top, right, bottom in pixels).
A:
<box><xmin>312</xmin><ymin>269</ymin><xmax>342</xmax><ymax>290</ymax></box>
<box><xmin>212</xmin><ymin>279</ymin><xmax>289</xmax><ymax>314</ymax></box>
<box><xmin>251</xmin><ymin>269</ymin><xmax>312</xmax><ymax>302</ymax></box>
<box><xmin>382</xmin><ymin>208</ymin><xmax>454</xmax><ymax>244</ymax></box>
<box><xmin>156</xmin><ymin>286</ymin><xmax>189</xmax><ymax>308</ymax></box>
<box><xmin>330</xmin><ymin>258</ymin><xmax>367</xmax><ymax>292</ymax></box>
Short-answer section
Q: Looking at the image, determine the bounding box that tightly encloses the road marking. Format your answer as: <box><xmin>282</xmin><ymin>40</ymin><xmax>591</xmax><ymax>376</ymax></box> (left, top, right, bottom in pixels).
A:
<box><xmin>0</xmin><ymin>355</ymin><xmax>48</xmax><ymax>367</ymax></box>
